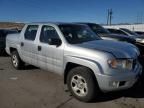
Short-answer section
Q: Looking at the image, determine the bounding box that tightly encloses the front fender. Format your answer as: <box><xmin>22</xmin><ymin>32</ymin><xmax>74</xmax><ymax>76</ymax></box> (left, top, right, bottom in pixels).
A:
<box><xmin>64</xmin><ymin>55</ymin><xmax>104</xmax><ymax>77</ymax></box>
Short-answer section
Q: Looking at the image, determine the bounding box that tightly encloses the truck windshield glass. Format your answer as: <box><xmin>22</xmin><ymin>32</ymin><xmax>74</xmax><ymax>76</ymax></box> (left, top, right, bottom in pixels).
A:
<box><xmin>59</xmin><ymin>24</ymin><xmax>101</xmax><ymax>44</ymax></box>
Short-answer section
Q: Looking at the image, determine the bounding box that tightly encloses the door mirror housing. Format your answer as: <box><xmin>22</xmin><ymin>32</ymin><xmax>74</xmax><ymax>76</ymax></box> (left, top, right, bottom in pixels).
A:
<box><xmin>48</xmin><ymin>38</ymin><xmax>62</xmax><ymax>46</ymax></box>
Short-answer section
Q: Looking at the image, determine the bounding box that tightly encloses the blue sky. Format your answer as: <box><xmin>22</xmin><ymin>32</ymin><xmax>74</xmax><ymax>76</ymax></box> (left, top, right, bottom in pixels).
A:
<box><xmin>0</xmin><ymin>0</ymin><xmax>144</xmax><ymax>24</ymax></box>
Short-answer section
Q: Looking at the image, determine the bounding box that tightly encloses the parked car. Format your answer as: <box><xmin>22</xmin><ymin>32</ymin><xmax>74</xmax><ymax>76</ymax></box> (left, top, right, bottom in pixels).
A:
<box><xmin>135</xmin><ymin>31</ymin><xmax>144</xmax><ymax>36</ymax></box>
<box><xmin>107</xmin><ymin>28</ymin><xmax>144</xmax><ymax>56</ymax></box>
<box><xmin>107</xmin><ymin>28</ymin><xmax>139</xmax><ymax>37</ymax></box>
<box><xmin>78</xmin><ymin>23</ymin><xmax>136</xmax><ymax>44</ymax></box>
<box><xmin>0</xmin><ymin>29</ymin><xmax>18</xmax><ymax>53</ymax></box>
<box><xmin>78</xmin><ymin>23</ymin><xmax>144</xmax><ymax>60</ymax></box>
<box><xmin>6</xmin><ymin>23</ymin><xmax>142</xmax><ymax>102</ymax></box>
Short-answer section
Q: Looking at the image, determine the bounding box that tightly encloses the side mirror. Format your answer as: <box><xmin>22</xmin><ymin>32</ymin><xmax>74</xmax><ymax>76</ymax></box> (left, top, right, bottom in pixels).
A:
<box><xmin>48</xmin><ymin>38</ymin><xmax>62</xmax><ymax>46</ymax></box>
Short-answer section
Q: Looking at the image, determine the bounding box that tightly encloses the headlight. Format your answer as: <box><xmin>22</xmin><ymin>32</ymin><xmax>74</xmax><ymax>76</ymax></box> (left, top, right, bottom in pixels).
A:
<box><xmin>136</xmin><ymin>38</ymin><xmax>144</xmax><ymax>43</ymax></box>
<box><xmin>108</xmin><ymin>59</ymin><xmax>133</xmax><ymax>70</ymax></box>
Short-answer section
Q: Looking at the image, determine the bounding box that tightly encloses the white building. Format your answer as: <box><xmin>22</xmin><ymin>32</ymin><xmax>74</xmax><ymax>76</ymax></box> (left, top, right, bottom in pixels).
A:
<box><xmin>104</xmin><ymin>24</ymin><xmax>144</xmax><ymax>32</ymax></box>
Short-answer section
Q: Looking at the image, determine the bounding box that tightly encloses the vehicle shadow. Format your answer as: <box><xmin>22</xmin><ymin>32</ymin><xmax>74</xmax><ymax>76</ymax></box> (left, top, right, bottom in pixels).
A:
<box><xmin>0</xmin><ymin>50</ymin><xmax>9</xmax><ymax>57</ymax></box>
<box><xmin>23</xmin><ymin>65</ymin><xmax>39</xmax><ymax>70</ymax></box>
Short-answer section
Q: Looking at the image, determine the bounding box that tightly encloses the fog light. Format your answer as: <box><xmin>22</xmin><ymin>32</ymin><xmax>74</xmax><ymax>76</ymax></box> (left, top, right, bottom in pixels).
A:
<box><xmin>110</xmin><ymin>81</ymin><xmax>120</xmax><ymax>88</ymax></box>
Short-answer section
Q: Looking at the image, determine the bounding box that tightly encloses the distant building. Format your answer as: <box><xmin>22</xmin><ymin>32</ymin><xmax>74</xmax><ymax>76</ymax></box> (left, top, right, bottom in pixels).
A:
<box><xmin>103</xmin><ymin>24</ymin><xmax>144</xmax><ymax>32</ymax></box>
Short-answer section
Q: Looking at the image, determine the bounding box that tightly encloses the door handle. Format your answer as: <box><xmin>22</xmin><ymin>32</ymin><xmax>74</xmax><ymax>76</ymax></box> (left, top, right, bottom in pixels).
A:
<box><xmin>21</xmin><ymin>42</ymin><xmax>24</xmax><ymax>47</ymax></box>
<box><xmin>38</xmin><ymin>46</ymin><xmax>42</xmax><ymax>51</ymax></box>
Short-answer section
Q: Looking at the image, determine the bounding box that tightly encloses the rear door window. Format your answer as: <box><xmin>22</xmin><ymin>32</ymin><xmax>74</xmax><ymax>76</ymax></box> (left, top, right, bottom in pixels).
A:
<box><xmin>24</xmin><ymin>25</ymin><xmax>38</xmax><ymax>41</ymax></box>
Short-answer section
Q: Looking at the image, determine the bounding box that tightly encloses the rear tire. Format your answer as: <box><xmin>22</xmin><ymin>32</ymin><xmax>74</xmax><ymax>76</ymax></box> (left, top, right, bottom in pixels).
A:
<box><xmin>67</xmin><ymin>66</ymin><xmax>99</xmax><ymax>102</ymax></box>
<box><xmin>11</xmin><ymin>51</ymin><xmax>25</xmax><ymax>69</ymax></box>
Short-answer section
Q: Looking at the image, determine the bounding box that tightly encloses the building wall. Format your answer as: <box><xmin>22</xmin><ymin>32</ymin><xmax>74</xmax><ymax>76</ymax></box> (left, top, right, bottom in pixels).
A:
<box><xmin>104</xmin><ymin>24</ymin><xmax>144</xmax><ymax>32</ymax></box>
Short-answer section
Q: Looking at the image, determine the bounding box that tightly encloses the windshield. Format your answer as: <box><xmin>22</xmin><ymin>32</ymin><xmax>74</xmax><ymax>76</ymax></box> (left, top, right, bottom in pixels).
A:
<box><xmin>121</xmin><ymin>28</ymin><xmax>139</xmax><ymax>36</ymax></box>
<box><xmin>88</xmin><ymin>24</ymin><xmax>110</xmax><ymax>35</ymax></box>
<box><xmin>59</xmin><ymin>24</ymin><xmax>101</xmax><ymax>44</ymax></box>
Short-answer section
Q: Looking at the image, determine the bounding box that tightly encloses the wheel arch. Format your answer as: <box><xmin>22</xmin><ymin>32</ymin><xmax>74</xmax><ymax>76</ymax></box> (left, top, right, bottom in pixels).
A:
<box><xmin>64</xmin><ymin>56</ymin><xmax>103</xmax><ymax>84</ymax></box>
<box><xmin>9</xmin><ymin>47</ymin><xmax>17</xmax><ymax>54</ymax></box>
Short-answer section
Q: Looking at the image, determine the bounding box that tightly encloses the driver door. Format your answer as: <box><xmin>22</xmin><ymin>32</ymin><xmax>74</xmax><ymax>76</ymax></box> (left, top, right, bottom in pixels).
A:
<box><xmin>37</xmin><ymin>25</ymin><xmax>64</xmax><ymax>74</ymax></box>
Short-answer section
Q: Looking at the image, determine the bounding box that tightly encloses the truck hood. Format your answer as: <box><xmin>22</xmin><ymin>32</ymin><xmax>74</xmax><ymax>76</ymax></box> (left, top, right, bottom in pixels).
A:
<box><xmin>75</xmin><ymin>40</ymin><xmax>139</xmax><ymax>58</ymax></box>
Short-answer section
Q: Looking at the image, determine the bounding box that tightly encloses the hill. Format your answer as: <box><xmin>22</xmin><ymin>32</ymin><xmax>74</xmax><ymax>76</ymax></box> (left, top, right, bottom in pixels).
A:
<box><xmin>0</xmin><ymin>22</ymin><xmax>24</xmax><ymax>29</ymax></box>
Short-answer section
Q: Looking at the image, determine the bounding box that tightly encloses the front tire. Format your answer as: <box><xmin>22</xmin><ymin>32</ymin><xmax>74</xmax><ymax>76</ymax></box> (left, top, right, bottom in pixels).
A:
<box><xmin>67</xmin><ymin>66</ymin><xmax>99</xmax><ymax>102</ymax></box>
<box><xmin>11</xmin><ymin>51</ymin><xmax>24</xmax><ymax>69</ymax></box>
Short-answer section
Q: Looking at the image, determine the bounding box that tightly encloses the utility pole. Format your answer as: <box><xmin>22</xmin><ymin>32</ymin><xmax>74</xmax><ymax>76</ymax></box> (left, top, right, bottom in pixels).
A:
<box><xmin>109</xmin><ymin>9</ymin><xmax>113</xmax><ymax>25</ymax></box>
<box><xmin>107</xmin><ymin>9</ymin><xmax>113</xmax><ymax>25</ymax></box>
<box><xmin>107</xmin><ymin>9</ymin><xmax>110</xmax><ymax>25</ymax></box>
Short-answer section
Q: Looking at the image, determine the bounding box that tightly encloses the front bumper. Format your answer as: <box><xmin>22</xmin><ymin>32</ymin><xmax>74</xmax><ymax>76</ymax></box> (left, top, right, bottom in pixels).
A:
<box><xmin>96</xmin><ymin>62</ymin><xmax>142</xmax><ymax>92</ymax></box>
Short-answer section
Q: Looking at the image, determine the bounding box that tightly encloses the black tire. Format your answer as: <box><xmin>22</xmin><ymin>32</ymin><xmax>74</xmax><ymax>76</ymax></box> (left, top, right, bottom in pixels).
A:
<box><xmin>67</xmin><ymin>66</ymin><xmax>99</xmax><ymax>102</ymax></box>
<box><xmin>11</xmin><ymin>51</ymin><xmax>25</xmax><ymax>69</ymax></box>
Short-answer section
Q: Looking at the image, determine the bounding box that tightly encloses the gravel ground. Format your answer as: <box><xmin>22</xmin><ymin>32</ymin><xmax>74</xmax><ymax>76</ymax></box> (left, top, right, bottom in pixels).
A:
<box><xmin>0</xmin><ymin>55</ymin><xmax>144</xmax><ymax>108</ymax></box>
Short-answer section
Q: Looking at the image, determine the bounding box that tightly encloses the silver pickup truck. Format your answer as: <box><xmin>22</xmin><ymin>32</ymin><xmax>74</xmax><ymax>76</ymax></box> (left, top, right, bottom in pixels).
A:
<box><xmin>6</xmin><ymin>22</ymin><xmax>142</xmax><ymax>102</ymax></box>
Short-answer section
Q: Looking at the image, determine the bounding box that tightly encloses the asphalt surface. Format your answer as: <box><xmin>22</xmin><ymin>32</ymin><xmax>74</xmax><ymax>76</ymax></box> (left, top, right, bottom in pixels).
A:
<box><xmin>1</xmin><ymin>55</ymin><xmax>144</xmax><ymax>108</ymax></box>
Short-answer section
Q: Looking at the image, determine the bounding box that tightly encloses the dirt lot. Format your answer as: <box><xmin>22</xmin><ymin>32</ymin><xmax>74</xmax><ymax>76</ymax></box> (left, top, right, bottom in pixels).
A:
<box><xmin>0</xmin><ymin>55</ymin><xmax>144</xmax><ymax>108</ymax></box>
